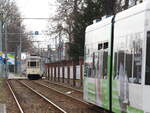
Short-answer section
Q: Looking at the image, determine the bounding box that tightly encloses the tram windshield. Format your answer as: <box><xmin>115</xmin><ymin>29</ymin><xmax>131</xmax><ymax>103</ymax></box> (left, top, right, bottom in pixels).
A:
<box><xmin>28</xmin><ymin>61</ymin><xmax>36</xmax><ymax>67</ymax></box>
<box><xmin>30</xmin><ymin>62</ymin><xmax>36</xmax><ymax>67</ymax></box>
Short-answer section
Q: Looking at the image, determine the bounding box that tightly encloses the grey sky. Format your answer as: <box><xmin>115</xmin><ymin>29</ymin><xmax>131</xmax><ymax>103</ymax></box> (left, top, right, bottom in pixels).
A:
<box><xmin>16</xmin><ymin>0</ymin><xmax>57</xmax><ymax>48</ymax></box>
<box><xmin>16</xmin><ymin>0</ymin><xmax>57</xmax><ymax>31</ymax></box>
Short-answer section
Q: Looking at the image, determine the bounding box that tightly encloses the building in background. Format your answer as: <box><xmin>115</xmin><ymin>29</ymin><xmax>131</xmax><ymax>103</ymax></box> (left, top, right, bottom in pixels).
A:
<box><xmin>46</xmin><ymin>42</ymin><xmax>70</xmax><ymax>63</ymax></box>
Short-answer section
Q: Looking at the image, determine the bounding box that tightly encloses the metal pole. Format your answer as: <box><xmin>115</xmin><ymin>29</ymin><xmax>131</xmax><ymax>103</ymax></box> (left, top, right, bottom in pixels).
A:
<box><xmin>4</xmin><ymin>22</ymin><xmax>8</xmax><ymax>78</ymax></box>
<box><xmin>0</xmin><ymin>20</ymin><xmax>2</xmax><ymax>76</ymax></box>
<box><xmin>19</xmin><ymin>25</ymin><xmax>22</xmax><ymax>75</ymax></box>
<box><xmin>17</xmin><ymin>22</ymin><xmax>22</xmax><ymax>75</ymax></box>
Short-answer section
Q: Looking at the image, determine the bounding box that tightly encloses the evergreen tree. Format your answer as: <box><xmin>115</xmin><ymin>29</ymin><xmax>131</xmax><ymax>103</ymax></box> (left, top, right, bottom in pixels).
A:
<box><xmin>69</xmin><ymin>0</ymin><xmax>116</xmax><ymax>60</ymax></box>
<box><xmin>0</xmin><ymin>0</ymin><xmax>32</xmax><ymax>52</ymax></box>
<box><xmin>50</xmin><ymin>0</ymin><xmax>141</xmax><ymax>61</ymax></box>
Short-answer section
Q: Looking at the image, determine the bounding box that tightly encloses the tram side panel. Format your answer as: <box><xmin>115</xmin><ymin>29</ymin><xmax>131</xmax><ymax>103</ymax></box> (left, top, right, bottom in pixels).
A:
<box><xmin>112</xmin><ymin>3</ymin><xmax>146</xmax><ymax>113</ymax></box>
<box><xmin>84</xmin><ymin>17</ymin><xmax>113</xmax><ymax>110</ymax></box>
<box><xmin>84</xmin><ymin>1</ymin><xmax>150</xmax><ymax>113</ymax></box>
<box><xmin>143</xmin><ymin>6</ymin><xmax>150</xmax><ymax>113</ymax></box>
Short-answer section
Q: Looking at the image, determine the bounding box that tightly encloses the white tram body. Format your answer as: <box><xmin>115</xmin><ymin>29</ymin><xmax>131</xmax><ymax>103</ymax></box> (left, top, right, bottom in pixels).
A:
<box><xmin>26</xmin><ymin>55</ymin><xmax>42</xmax><ymax>79</ymax></box>
<box><xmin>84</xmin><ymin>1</ymin><xmax>150</xmax><ymax>113</ymax></box>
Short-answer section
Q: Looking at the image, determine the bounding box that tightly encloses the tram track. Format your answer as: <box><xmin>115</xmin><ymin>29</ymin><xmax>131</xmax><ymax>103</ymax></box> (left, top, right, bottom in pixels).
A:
<box><xmin>7</xmin><ymin>81</ymin><xmax>24</xmax><ymax>113</ymax></box>
<box><xmin>41</xmin><ymin>80</ymin><xmax>83</xmax><ymax>100</ymax></box>
<box><xmin>44</xmin><ymin>80</ymin><xmax>83</xmax><ymax>92</ymax></box>
<box><xmin>8</xmin><ymin>80</ymin><xmax>66</xmax><ymax>113</ymax></box>
<box><xmin>37</xmin><ymin>80</ymin><xmax>109</xmax><ymax>113</ymax></box>
<box><xmin>33</xmin><ymin>80</ymin><xmax>87</xmax><ymax>105</ymax></box>
<box><xmin>21</xmin><ymin>80</ymin><xmax>108</xmax><ymax>113</ymax></box>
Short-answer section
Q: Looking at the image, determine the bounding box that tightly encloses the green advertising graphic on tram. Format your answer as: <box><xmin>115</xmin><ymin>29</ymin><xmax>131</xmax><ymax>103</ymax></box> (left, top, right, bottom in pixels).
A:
<box><xmin>84</xmin><ymin>1</ymin><xmax>150</xmax><ymax>113</ymax></box>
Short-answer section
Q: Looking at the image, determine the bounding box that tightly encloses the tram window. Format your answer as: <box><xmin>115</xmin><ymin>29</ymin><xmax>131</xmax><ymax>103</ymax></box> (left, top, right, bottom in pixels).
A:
<box><xmin>87</xmin><ymin>65</ymin><xmax>92</xmax><ymax>77</ymax></box>
<box><xmin>117</xmin><ymin>51</ymin><xmax>125</xmax><ymax>80</ymax></box>
<box><xmin>126</xmin><ymin>53</ymin><xmax>132</xmax><ymax>83</ymax></box>
<box><xmin>145</xmin><ymin>31</ymin><xmax>150</xmax><ymax>85</ymax></box>
<box><xmin>92</xmin><ymin>52</ymin><xmax>96</xmax><ymax>77</ymax></box>
<box><xmin>85</xmin><ymin>52</ymin><xmax>98</xmax><ymax>78</ymax></box>
<box><xmin>113</xmin><ymin>52</ymin><xmax>118</xmax><ymax>79</ymax></box>
<box><xmin>84</xmin><ymin>45</ymin><xmax>95</xmax><ymax>77</ymax></box>
<box><xmin>133</xmin><ymin>53</ymin><xmax>142</xmax><ymax>84</ymax></box>
<box><xmin>126</xmin><ymin>38</ymin><xmax>142</xmax><ymax>84</ymax></box>
<box><xmin>104</xmin><ymin>42</ymin><xmax>108</xmax><ymax>49</ymax></box>
<box><xmin>113</xmin><ymin>34</ymin><xmax>143</xmax><ymax>84</ymax></box>
<box><xmin>103</xmin><ymin>51</ymin><xmax>108</xmax><ymax>79</ymax></box>
<box><xmin>85</xmin><ymin>47</ymin><xmax>90</xmax><ymax>56</ymax></box>
<box><xmin>97</xmin><ymin>51</ymin><xmax>103</xmax><ymax>79</ymax></box>
<box><xmin>98</xmin><ymin>43</ymin><xmax>102</xmax><ymax>50</ymax></box>
<box><xmin>30</xmin><ymin>62</ymin><xmax>36</xmax><ymax>67</ymax></box>
<box><xmin>84</xmin><ymin>63</ymin><xmax>89</xmax><ymax>77</ymax></box>
<box><xmin>132</xmin><ymin>38</ymin><xmax>142</xmax><ymax>84</ymax></box>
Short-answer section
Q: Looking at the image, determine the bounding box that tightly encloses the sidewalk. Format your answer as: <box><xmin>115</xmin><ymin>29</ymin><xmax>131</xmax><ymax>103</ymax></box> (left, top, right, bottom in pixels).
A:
<box><xmin>0</xmin><ymin>104</ymin><xmax>6</xmax><ymax>113</ymax></box>
<box><xmin>8</xmin><ymin>73</ymin><xmax>27</xmax><ymax>79</ymax></box>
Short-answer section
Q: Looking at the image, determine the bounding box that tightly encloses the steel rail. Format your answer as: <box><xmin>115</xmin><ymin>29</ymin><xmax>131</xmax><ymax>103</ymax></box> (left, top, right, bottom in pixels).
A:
<box><xmin>7</xmin><ymin>81</ymin><xmax>25</xmax><ymax>113</ymax></box>
<box><xmin>17</xmin><ymin>80</ymin><xmax>67</xmax><ymax>113</ymax></box>
<box><xmin>33</xmin><ymin>81</ymin><xmax>89</xmax><ymax>105</ymax></box>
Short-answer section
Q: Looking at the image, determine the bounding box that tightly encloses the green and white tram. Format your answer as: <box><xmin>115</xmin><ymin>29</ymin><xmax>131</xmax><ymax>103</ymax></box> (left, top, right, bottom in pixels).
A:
<box><xmin>84</xmin><ymin>1</ymin><xmax>150</xmax><ymax>113</ymax></box>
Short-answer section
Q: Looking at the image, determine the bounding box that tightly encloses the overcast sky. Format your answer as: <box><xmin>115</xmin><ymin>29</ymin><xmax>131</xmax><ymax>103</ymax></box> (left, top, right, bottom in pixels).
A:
<box><xmin>16</xmin><ymin>0</ymin><xmax>57</xmax><ymax>31</ymax></box>
<box><xmin>16</xmin><ymin>0</ymin><xmax>57</xmax><ymax>48</ymax></box>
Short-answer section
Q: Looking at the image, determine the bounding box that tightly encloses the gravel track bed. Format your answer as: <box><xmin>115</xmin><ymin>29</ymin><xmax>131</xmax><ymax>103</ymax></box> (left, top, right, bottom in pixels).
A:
<box><xmin>9</xmin><ymin>80</ymin><xmax>63</xmax><ymax>113</ymax></box>
<box><xmin>36</xmin><ymin>80</ymin><xmax>83</xmax><ymax>101</ymax></box>
<box><xmin>1</xmin><ymin>80</ymin><xmax>20</xmax><ymax>113</ymax></box>
<box><xmin>38</xmin><ymin>80</ymin><xmax>109</xmax><ymax>113</ymax></box>
<box><xmin>45</xmin><ymin>79</ymin><xmax>83</xmax><ymax>91</ymax></box>
<box><xmin>22</xmin><ymin>80</ymin><xmax>102</xmax><ymax>113</ymax></box>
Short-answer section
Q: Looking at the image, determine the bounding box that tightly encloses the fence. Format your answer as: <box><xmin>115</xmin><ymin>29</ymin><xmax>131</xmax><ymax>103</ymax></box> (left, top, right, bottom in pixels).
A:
<box><xmin>45</xmin><ymin>58</ymin><xmax>84</xmax><ymax>87</ymax></box>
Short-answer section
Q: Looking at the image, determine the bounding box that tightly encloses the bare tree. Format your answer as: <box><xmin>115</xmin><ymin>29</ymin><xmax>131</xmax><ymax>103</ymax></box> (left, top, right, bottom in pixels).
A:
<box><xmin>48</xmin><ymin>0</ymin><xmax>84</xmax><ymax>42</ymax></box>
<box><xmin>48</xmin><ymin>0</ymin><xmax>143</xmax><ymax>60</ymax></box>
<box><xmin>0</xmin><ymin>0</ymin><xmax>33</xmax><ymax>52</ymax></box>
<box><xmin>115</xmin><ymin>0</ymin><xmax>143</xmax><ymax>13</ymax></box>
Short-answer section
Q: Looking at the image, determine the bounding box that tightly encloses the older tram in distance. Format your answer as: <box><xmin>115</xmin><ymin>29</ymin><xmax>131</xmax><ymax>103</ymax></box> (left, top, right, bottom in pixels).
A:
<box><xmin>84</xmin><ymin>1</ymin><xmax>150</xmax><ymax>113</ymax></box>
<box><xmin>26</xmin><ymin>55</ymin><xmax>42</xmax><ymax>80</ymax></box>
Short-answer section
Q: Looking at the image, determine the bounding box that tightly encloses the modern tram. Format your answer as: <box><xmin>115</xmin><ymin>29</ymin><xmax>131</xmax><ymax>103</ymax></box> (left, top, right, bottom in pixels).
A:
<box><xmin>26</xmin><ymin>55</ymin><xmax>42</xmax><ymax>80</ymax></box>
<box><xmin>84</xmin><ymin>1</ymin><xmax>150</xmax><ymax>113</ymax></box>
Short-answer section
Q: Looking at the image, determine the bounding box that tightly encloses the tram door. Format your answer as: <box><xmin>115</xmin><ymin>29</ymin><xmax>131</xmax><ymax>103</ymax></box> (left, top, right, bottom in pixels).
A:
<box><xmin>112</xmin><ymin>33</ymin><xmax>143</xmax><ymax>113</ymax></box>
<box><xmin>145</xmin><ymin>31</ymin><xmax>150</xmax><ymax>85</ymax></box>
<box><xmin>95</xmin><ymin>42</ymin><xmax>109</xmax><ymax>109</ymax></box>
<box><xmin>143</xmin><ymin>31</ymin><xmax>150</xmax><ymax>112</ymax></box>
